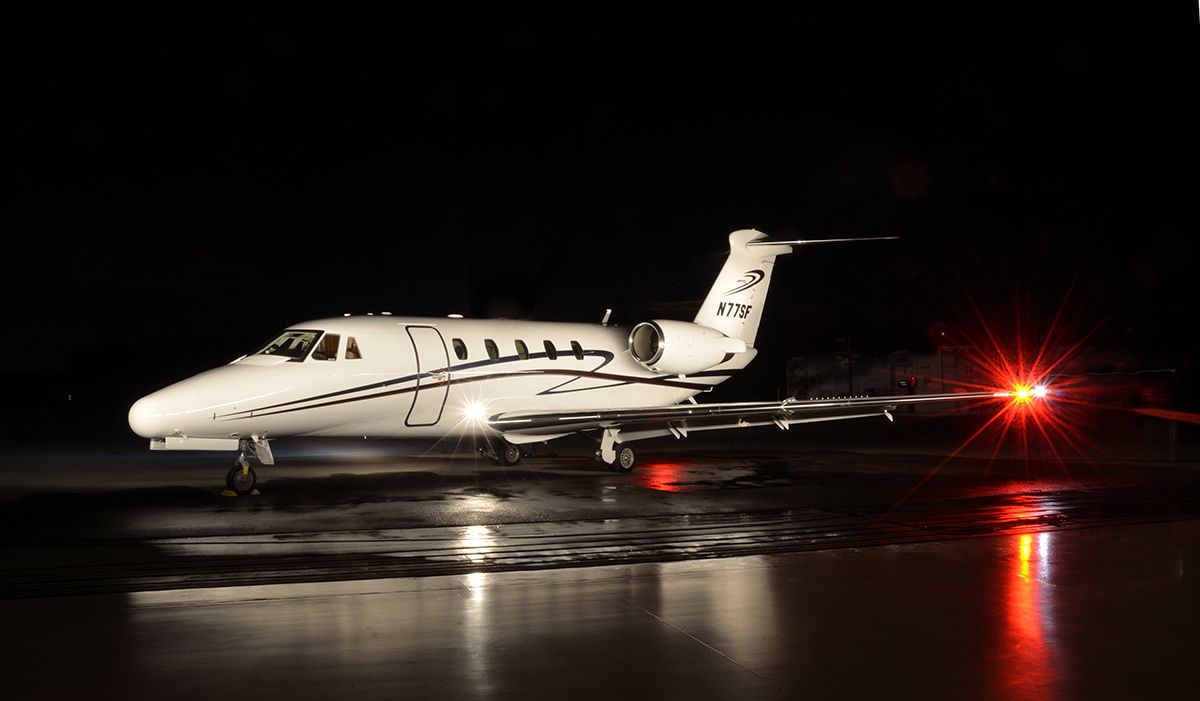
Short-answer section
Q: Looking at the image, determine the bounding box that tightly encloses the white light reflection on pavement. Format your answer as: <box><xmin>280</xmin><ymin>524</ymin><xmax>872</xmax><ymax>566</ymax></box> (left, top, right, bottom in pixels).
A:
<box><xmin>461</xmin><ymin>525</ymin><xmax>496</xmax><ymax>565</ymax></box>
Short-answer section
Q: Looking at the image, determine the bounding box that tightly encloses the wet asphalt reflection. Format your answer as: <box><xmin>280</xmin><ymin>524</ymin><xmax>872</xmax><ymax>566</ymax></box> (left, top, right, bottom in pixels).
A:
<box><xmin>2</xmin><ymin>433</ymin><xmax>1198</xmax><ymax>598</ymax></box>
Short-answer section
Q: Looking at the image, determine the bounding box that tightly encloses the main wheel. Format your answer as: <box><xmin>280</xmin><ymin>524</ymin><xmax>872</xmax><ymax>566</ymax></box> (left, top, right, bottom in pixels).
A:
<box><xmin>225</xmin><ymin>464</ymin><xmax>257</xmax><ymax>495</ymax></box>
<box><xmin>613</xmin><ymin>445</ymin><xmax>636</xmax><ymax>473</ymax></box>
<box><xmin>495</xmin><ymin>441</ymin><xmax>522</xmax><ymax>466</ymax></box>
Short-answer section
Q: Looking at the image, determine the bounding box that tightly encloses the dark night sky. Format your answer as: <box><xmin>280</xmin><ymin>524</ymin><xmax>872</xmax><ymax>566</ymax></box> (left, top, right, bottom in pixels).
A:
<box><xmin>6</xmin><ymin>15</ymin><xmax>1197</xmax><ymax>434</ymax></box>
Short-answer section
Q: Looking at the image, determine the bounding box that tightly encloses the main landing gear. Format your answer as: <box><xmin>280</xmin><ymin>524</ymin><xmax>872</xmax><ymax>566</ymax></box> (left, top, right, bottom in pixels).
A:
<box><xmin>479</xmin><ymin>438</ymin><xmax>522</xmax><ymax>466</ymax></box>
<box><xmin>478</xmin><ymin>431</ymin><xmax>638</xmax><ymax>474</ymax></box>
<box><xmin>596</xmin><ymin>429</ymin><xmax>637</xmax><ymax>473</ymax></box>
<box><xmin>607</xmin><ymin>445</ymin><xmax>637</xmax><ymax>473</ymax></box>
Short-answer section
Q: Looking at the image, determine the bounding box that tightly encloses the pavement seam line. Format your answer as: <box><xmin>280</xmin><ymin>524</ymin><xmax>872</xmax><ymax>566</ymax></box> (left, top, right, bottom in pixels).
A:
<box><xmin>607</xmin><ymin>585</ymin><xmax>786</xmax><ymax>695</ymax></box>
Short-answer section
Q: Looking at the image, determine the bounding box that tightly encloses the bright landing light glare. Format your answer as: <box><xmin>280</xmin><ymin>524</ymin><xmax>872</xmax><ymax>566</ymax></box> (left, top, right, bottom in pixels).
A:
<box><xmin>463</xmin><ymin>401</ymin><xmax>488</xmax><ymax>423</ymax></box>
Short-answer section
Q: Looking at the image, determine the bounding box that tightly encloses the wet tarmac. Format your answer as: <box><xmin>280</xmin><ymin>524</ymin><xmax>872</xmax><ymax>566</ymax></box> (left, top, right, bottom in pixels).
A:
<box><xmin>1</xmin><ymin>416</ymin><xmax>1199</xmax><ymax>698</ymax></box>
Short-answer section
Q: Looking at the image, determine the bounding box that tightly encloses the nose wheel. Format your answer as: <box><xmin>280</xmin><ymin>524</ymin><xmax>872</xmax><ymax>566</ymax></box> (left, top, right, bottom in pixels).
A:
<box><xmin>225</xmin><ymin>461</ymin><xmax>258</xmax><ymax>495</ymax></box>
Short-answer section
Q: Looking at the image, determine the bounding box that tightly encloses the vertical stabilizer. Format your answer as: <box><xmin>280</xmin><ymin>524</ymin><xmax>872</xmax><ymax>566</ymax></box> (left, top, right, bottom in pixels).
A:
<box><xmin>693</xmin><ymin>230</ymin><xmax>792</xmax><ymax>347</ymax></box>
<box><xmin>693</xmin><ymin>230</ymin><xmax>897</xmax><ymax>347</ymax></box>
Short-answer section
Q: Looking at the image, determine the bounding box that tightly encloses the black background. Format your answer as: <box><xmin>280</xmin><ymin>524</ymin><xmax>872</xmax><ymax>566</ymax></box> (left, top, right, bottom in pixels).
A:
<box><xmin>6</xmin><ymin>13</ymin><xmax>1196</xmax><ymax>442</ymax></box>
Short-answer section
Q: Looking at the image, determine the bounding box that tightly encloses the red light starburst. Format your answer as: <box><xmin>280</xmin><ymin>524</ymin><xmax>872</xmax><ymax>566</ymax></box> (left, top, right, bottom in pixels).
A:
<box><xmin>897</xmin><ymin>265</ymin><xmax>1118</xmax><ymax>502</ymax></box>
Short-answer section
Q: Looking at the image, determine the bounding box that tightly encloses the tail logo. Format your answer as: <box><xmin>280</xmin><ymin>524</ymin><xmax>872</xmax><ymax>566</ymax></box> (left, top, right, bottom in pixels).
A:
<box><xmin>721</xmin><ymin>269</ymin><xmax>765</xmax><ymax>296</ymax></box>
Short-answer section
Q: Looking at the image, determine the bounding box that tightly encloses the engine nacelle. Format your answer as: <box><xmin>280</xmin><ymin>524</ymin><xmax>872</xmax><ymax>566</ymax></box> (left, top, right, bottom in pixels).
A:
<box><xmin>627</xmin><ymin>320</ymin><xmax>745</xmax><ymax>375</ymax></box>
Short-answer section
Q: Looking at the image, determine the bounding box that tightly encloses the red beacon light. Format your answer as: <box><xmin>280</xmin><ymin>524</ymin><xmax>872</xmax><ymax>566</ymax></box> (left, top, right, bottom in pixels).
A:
<box><xmin>994</xmin><ymin>383</ymin><xmax>1050</xmax><ymax>403</ymax></box>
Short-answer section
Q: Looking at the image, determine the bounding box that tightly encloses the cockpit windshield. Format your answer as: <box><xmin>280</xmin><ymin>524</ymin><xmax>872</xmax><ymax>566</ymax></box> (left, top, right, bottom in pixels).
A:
<box><xmin>253</xmin><ymin>329</ymin><xmax>323</xmax><ymax>361</ymax></box>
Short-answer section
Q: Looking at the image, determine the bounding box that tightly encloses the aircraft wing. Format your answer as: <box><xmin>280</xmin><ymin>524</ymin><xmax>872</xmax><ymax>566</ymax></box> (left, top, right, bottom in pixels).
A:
<box><xmin>488</xmin><ymin>390</ymin><xmax>1009</xmax><ymax>443</ymax></box>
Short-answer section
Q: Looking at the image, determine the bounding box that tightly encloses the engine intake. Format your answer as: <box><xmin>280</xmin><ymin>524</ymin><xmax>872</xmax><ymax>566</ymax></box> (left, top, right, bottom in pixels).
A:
<box><xmin>628</xmin><ymin>320</ymin><xmax>744</xmax><ymax>375</ymax></box>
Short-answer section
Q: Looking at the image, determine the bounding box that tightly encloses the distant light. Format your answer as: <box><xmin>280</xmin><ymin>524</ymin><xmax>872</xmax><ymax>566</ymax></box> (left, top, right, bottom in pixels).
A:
<box><xmin>381</xmin><ymin>312</ymin><xmax>392</xmax><ymax>316</ymax></box>
<box><xmin>343</xmin><ymin>313</ymin><xmax>351</xmax><ymax>317</ymax></box>
<box><xmin>448</xmin><ymin>313</ymin><xmax>464</xmax><ymax>319</ymax></box>
<box><xmin>367</xmin><ymin>312</ymin><xmax>374</xmax><ymax>316</ymax></box>
<box><xmin>1007</xmin><ymin>382</ymin><xmax>1047</xmax><ymax>405</ymax></box>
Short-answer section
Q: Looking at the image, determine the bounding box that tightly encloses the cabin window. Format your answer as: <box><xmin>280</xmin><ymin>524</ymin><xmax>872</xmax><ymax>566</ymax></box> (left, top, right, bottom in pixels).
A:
<box><xmin>254</xmin><ymin>329</ymin><xmax>322</xmax><ymax>362</ymax></box>
<box><xmin>311</xmin><ymin>333</ymin><xmax>340</xmax><ymax>361</ymax></box>
<box><xmin>485</xmin><ymin>339</ymin><xmax>499</xmax><ymax>360</ymax></box>
<box><xmin>452</xmin><ymin>338</ymin><xmax>468</xmax><ymax>361</ymax></box>
<box><xmin>544</xmin><ymin>340</ymin><xmax>557</xmax><ymax>360</ymax></box>
<box><xmin>515</xmin><ymin>339</ymin><xmax>529</xmax><ymax>360</ymax></box>
<box><xmin>345</xmin><ymin>337</ymin><xmax>362</xmax><ymax>360</ymax></box>
<box><xmin>570</xmin><ymin>341</ymin><xmax>584</xmax><ymax>360</ymax></box>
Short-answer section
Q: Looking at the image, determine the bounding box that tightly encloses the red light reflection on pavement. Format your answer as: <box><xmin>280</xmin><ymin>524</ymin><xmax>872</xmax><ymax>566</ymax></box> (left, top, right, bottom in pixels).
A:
<box><xmin>637</xmin><ymin>462</ymin><xmax>689</xmax><ymax>492</ymax></box>
<box><xmin>999</xmin><ymin>531</ymin><xmax>1060</xmax><ymax>699</ymax></box>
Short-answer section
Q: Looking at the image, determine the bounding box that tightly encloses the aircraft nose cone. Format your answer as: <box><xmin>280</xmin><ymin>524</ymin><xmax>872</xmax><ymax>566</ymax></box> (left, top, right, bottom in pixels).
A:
<box><xmin>128</xmin><ymin>395</ymin><xmax>164</xmax><ymax>438</ymax></box>
<box><xmin>129</xmin><ymin>383</ymin><xmax>205</xmax><ymax>438</ymax></box>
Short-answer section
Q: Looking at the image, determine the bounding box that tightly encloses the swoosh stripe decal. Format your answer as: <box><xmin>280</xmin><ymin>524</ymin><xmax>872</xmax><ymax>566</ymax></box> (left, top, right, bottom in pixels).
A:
<box><xmin>720</xmin><ymin>269</ymin><xmax>765</xmax><ymax>296</ymax></box>
<box><xmin>221</xmin><ymin>350</ymin><xmax>616</xmax><ymax>418</ymax></box>
<box><xmin>216</xmin><ymin>368</ymin><xmax>714</xmax><ymax>421</ymax></box>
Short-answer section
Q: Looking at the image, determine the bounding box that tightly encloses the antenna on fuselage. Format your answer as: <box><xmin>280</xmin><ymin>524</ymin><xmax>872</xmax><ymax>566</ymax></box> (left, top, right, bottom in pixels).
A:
<box><xmin>601</xmin><ymin>308</ymin><xmax>612</xmax><ymax>326</ymax></box>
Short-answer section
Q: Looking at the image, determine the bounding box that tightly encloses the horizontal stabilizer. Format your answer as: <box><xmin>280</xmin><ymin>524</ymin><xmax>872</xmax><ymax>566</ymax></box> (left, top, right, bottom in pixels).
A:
<box><xmin>695</xmin><ymin>230</ymin><xmax>901</xmax><ymax>346</ymax></box>
<box><xmin>746</xmin><ymin>235</ymin><xmax>899</xmax><ymax>253</ymax></box>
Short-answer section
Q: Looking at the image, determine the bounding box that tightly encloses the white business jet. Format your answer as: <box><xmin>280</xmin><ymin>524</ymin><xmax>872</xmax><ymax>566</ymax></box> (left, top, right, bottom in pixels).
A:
<box><xmin>129</xmin><ymin>230</ymin><xmax>1025</xmax><ymax>494</ymax></box>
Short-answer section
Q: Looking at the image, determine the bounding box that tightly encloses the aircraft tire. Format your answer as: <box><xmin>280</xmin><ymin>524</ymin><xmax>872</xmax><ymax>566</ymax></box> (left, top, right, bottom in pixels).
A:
<box><xmin>613</xmin><ymin>445</ymin><xmax>636</xmax><ymax>473</ymax></box>
<box><xmin>225</xmin><ymin>464</ymin><xmax>257</xmax><ymax>495</ymax></box>
<box><xmin>495</xmin><ymin>441</ymin><xmax>522</xmax><ymax>466</ymax></box>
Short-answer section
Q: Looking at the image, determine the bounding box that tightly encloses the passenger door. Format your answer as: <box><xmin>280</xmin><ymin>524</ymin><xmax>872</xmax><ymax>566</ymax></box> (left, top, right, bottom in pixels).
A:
<box><xmin>406</xmin><ymin>326</ymin><xmax>449</xmax><ymax>426</ymax></box>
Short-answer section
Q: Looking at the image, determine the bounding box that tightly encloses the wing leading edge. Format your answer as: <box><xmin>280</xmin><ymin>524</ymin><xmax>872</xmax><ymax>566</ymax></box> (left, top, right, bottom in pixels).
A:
<box><xmin>489</xmin><ymin>390</ymin><xmax>1008</xmax><ymax>443</ymax></box>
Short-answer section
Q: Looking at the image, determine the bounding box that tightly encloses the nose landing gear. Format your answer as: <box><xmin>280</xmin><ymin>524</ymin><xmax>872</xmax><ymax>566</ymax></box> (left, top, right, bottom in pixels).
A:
<box><xmin>223</xmin><ymin>437</ymin><xmax>271</xmax><ymax>496</ymax></box>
